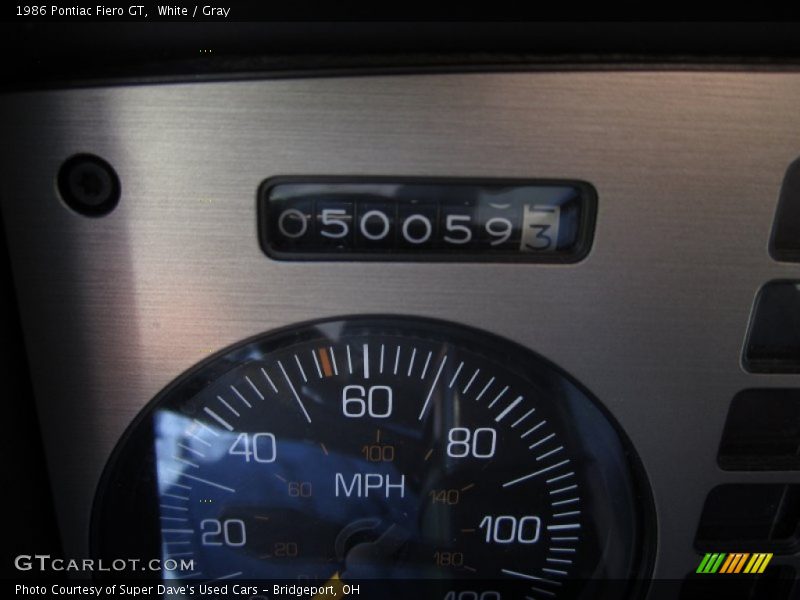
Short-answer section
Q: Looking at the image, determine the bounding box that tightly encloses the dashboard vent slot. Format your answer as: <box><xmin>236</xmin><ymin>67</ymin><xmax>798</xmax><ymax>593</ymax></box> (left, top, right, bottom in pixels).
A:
<box><xmin>770</xmin><ymin>157</ymin><xmax>800</xmax><ymax>262</ymax></box>
<box><xmin>718</xmin><ymin>389</ymin><xmax>800</xmax><ymax>471</ymax></box>
<box><xmin>695</xmin><ymin>484</ymin><xmax>800</xmax><ymax>554</ymax></box>
<box><xmin>744</xmin><ymin>281</ymin><xmax>800</xmax><ymax>373</ymax></box>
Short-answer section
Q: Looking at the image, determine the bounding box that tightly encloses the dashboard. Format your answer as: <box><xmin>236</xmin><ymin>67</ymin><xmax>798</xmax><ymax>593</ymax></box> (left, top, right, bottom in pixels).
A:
<box><xmin>2</xmin><ymin>24</ymin><xmax>800</xmax><ymax>600</ymax></box>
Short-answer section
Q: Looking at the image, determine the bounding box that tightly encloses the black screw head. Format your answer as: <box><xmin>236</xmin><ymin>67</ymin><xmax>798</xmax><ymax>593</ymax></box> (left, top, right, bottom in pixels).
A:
<box><xmin>57</xmin><ymin>154</ymin><xmax>120</xmax><ymax>217</ymax></box>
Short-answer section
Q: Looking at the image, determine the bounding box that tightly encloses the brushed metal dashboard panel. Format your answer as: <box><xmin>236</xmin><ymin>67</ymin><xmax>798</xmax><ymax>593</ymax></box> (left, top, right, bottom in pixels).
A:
<box><xmin>2</xmin><ymin>71</ymin><xmax>800</xmax><ymax>590</ymax></box>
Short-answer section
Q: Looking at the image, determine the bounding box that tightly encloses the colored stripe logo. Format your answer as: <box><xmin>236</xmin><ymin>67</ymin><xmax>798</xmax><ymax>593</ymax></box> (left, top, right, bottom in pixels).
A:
<box><xmin>696</xmin><ymin>553</ymin><xmax>773</xmax><ymax>574</ymax></box>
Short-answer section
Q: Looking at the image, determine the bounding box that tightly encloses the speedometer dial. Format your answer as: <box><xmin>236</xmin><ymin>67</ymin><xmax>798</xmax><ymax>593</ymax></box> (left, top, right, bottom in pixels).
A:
<box><xmin>93</xmin><ymin>317</ymin><xmax>653</xmax><ymax>599</ymax></box>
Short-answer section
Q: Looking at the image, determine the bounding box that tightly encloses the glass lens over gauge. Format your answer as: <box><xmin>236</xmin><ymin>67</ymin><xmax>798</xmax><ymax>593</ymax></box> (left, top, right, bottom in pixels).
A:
<box><xmin>94</xmin><ymin>317</ymin><xmax>653</xmax><ymax>599</ymax></box>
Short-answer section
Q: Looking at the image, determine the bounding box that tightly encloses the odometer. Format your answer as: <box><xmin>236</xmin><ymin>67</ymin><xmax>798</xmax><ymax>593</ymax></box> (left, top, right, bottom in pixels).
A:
<box><xmin>259</xmin><ymin>178</ymin><xmax>597</xmax><ymax>263</ymax></box>
<box><xmin>93</xmin><ymin>317</ymin><xmax>653</xmax><ymax>599</ymax></box>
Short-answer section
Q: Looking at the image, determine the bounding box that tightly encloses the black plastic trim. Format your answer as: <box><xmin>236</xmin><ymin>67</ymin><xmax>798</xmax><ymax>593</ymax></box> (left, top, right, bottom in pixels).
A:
<box><xmin>257</xmin><ymin>176</ymin><xmax>597</xmax><ymax>264</ymax></box>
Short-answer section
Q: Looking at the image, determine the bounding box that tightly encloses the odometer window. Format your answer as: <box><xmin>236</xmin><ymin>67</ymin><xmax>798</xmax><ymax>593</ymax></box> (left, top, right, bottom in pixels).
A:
<box><xmin>259</xmin><ymin>178</ymin><xmax>597</xmax><ymax>263</ymax></box>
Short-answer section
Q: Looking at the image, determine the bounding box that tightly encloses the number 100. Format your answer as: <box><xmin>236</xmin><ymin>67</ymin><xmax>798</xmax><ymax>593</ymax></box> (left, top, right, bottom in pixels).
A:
<box><xmin>479</xmin><ymin>515</ymin><xmax>541</xmax><ymax>544</ymax></box>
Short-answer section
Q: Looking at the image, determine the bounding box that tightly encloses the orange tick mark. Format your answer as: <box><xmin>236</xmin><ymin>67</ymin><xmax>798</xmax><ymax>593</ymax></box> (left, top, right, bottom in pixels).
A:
<box><xmin>319</xmin><ymin>348</ymin><xmax>333</xmax><ymax>377</ymax></box>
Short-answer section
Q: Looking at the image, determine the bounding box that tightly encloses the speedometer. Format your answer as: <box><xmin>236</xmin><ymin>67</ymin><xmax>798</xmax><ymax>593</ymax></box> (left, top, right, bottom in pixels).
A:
<box><xmin>93</xmin><ymin>317</ymin><xmax>653</xmax><ymax>599</ymax></box>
